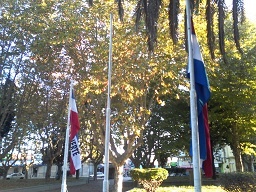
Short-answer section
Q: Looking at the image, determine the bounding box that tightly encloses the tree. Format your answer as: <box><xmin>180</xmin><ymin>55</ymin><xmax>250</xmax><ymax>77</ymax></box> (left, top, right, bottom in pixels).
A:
<box><xmin>33</xmin><ymin>82</ymin><xmax>69</xmax><ymax>179</ymax></box>
<box><xmin>209</xmin><ymin>19</ymin><xmax>256</xmax><ymax>172</ymax></box>
<box><xmin>79</xmin><ymin>124</ymin><xmax>104</xmax><ymax>181</ymax></box>
<box><xmin>49</xmin><ymin>1</ymin><xmax>184</xmax><ymax>191</ymax></box>
<box><xmin>0</xmin><ymin>0</ymin><xmax>47</xmax><ymax>163</ymax></box>
<box><xmin>0</xmin><ymin>135</ymin><xmax>20</xmax><ymax>178</ymax></box>
<box><xmin>5</xmin><ymin>0</ymin><xmax>79</xmax><ymax>179</ymax></box>
<box><xmin>2</xmin><ymin>0</ymin><xmax>253</xmax><ymax>188</ymax></box>
<box><xmin>0</xmin><ymin>79</ymin><xmax>15</xmax><ymax>138</ymax></box>
<box><xmin>130</xmin><ymin>8</ymin><xmax>256</xmax><ymax>174</ymax></box>
<box><xmin>89</xmin><ymin>0</ymin><xmax>246</xmax><ymax>60</ymax></box>
<box><xmin>131</xmin><ymin>93</ymin><xmax>191</xmax><ymax>168</ymax></box>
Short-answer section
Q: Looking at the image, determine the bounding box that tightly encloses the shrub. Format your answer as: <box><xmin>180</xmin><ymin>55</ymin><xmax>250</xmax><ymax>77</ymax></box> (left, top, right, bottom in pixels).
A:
<box><xmin>219</xmin><ymin>172</ymin><xmax>256</xmax><ymax>192</ymax></box>
<box><xmin>130</xmin><ymin>168</ymin><xmax>168</xmax><ymax>192</ymax></box>
<box><xmin>165</xmin><ymin>167</ymin><xmax>188</xmax><ymax>176</ymax></box>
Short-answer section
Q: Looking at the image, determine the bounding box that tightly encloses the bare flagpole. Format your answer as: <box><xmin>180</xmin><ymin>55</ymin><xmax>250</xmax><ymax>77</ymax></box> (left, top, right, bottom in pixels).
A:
<box><xmin>61</xmin><ymin>81</ymin><xmax>74</xmax><ymax>192</ymax></box>
<box><xmin>185</xmin><ymin>1</ymin><xmax>202</xmax><ymax>192</ymax></box>
<box><xmin>103</xmin><ymin>13</ymin><xmax>113</xmax><ymax>192</ymax></box>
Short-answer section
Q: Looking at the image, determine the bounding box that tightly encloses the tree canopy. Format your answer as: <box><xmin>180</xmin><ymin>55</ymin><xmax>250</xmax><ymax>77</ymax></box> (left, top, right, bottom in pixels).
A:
<box><xmin>90</xmin><ymin>0</ymin><xmax>246</xmax><ymax>60</ymax></box>
<box><xmin>0</xmin><ymin>0</ymin><xmax>255</xmax><ymax>188</ymax></box>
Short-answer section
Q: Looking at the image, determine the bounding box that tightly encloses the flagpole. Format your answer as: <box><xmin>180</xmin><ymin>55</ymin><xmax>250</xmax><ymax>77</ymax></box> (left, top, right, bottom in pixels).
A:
<box><xmin>103</xmin><ymin>13</ymin><xmax>113</xmax><ymax>192</ymax></box>
<box><xmin>185</xmin><ymin>1</ymin><xmax>202</xmax><ymax>192</ymax></box>
<box><xmin>61</xmin><ymin>81</ymin><xmax>74</xmax><ymax>192</ymax></box>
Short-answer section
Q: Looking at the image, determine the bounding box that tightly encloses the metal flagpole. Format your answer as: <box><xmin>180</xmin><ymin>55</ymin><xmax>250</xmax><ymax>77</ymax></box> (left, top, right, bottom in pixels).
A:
<box><xmin>61</xmin><ymin>81</ymin><xmax>74</xmax><ymax>192</ymax></box>
<box><xmin>103</xmin><ymin>13</ymin><xmax>113</xmax><ymax>192</ymax></box>
<box><xmin>185</xmin><ymin>1</ymin><xmax>202</xmax><ymax>192</ymax></box>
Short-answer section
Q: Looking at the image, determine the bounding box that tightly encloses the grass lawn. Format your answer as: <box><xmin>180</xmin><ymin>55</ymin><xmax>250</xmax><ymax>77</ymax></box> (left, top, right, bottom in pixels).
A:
<box><xmin>129</xmin><ymin>185</ymin><xmax>227</xmax><ymax>192</ymax></box>
<box><xmin>0</xmin><ymin>178</ymin><xmax>71</xmax><ymax>190</ymax></box>
<box><xmin>1</xmin><ymin>177</ymin><xmax>228</xmax><ymax>192</ymax></box>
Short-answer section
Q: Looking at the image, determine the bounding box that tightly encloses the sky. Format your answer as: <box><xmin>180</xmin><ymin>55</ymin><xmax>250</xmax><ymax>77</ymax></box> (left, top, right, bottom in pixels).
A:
<box><xmin>226</xmin><ymin>0</ymin><xmax>256</xmax><ymax>23</ymax></box>
<box><xmin>244</xmin><ymin>0</ymin><xmax>256</xmax><ymax>22</ymax></box>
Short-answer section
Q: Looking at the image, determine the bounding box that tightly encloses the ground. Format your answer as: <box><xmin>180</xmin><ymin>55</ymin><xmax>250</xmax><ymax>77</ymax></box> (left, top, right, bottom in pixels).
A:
<box><xmin>45</xmin><ymin>179</ymin><xmax>134</xmax><ymax>192</ymax></box>
<box><xmin>0</xmin><ymin>177</ymin><xmax>135</xmax><ymax>192</ymax></box>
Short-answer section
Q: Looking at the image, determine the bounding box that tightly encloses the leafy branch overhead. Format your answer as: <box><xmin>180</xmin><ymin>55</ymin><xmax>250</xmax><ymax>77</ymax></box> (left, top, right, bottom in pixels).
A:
<box><xmin>90</xmin><ymin>0</ymin><xmax>245</xmax><ymax>60</ymax></box>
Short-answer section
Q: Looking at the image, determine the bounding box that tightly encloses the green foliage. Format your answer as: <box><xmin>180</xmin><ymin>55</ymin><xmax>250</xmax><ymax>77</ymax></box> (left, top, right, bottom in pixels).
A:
<box><xmin>149</xmin><ymin>95</ymin><xmax>190</xmax><ymax>155</ymax></box>
<box><xmin>0</xmin><ymin>112</ymin><xmax>14</xmax><ymax>138</ymax></box>
<box><xmin>0</xmin><ymin>79</ymin><xmax>15</xmax><ymax>137</ymax></box>
<box><xmin>165</xmin><ymin>167</ymin><xmax>187</xmax><ymax>176</ymax></box>
<box><xmin>219</xmin><ymin>172</ymin><xmax>256</xmax><ymax>192</ymax></box>
<box><xmin>208</xmin><ymin>20</ymin><xmax>256</xmax><ymax>171</ymax></box>
<box><xmin>130</xmin><ymin>168</ymin><xmax>168</xmax><ymax>192</ymax></box>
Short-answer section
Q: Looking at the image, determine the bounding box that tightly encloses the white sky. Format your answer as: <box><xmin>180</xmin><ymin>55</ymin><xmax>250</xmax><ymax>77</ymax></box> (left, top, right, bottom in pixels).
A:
<box><xmin>244</xmin><ymin>0</ymin><xmax>256</xmax><ymax>22</ymax></box>
<box><xmin>226</xmin><ymin>0</ymin><xmax>256</xmax><ymax>23</ymax></box>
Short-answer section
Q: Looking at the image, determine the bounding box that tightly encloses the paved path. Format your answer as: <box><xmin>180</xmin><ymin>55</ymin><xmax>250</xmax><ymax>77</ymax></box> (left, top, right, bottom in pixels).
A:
<box><xmin>1</xmin><ymin>178</ymin><xmax>135</xmax><ymax>192</ymax></box>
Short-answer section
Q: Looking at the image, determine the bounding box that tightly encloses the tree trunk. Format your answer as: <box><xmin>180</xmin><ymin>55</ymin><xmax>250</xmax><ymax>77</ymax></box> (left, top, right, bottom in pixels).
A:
<box><xmin>250</xmin><ymin>156</ymin><xmax>254</xmax><ymax>172</ymax></box>
<box><xmin>93</xmin><ymin>163</ymin><xmax>98</xmax><ymax>180</ymax></box>
<box><xmin>114</xmin><ymin>165</ymin><xmax>124</xmax><ymax>192</ymax></box>
<box><xmin>76</xmin><ymin>169</ymin><xmax>80</xmax><ymax>179</ymax></box>
<box><xmin>56</xmin><ymin>163</ymin><xmax>62</xmax><ymax>180</ymax></box>
<box><xmin>132</xmin><ymin>160</ymin><xmax>140</xmax><ymax>168</ymax></box>
<box><xmin>2</xmin><ymin>169</ymin><xmax>8</xmax><ymax>179</ymax></box>
<box><xmin>24</xmin><ymin>164</ymin><xmax>29</xmax><ymax>179</ymax></box>
<box><xmin>231</xmin><ymin>144</ymin><xmax>244</xmax><ymax>172</ymax></box>
<box><xmin>45</xmin><ymin>160</ymin><xmax>53</xmax><ymax>180</ymax></box>
<box><xmin>243</xmin><ymin>155</ymin><xmax>255</xmax><ymax>172</ymax></box>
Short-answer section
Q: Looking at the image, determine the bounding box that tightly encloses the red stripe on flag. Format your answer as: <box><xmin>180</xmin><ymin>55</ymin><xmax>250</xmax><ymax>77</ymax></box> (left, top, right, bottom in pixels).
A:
<box><xmin>70</xmin><ymin>110</ymin><xmax>80</xmax><ymax>140</ymax></box>
<box><xmin>69</xmin><ymin>156</ymin><xmax>76</xmax><ymax>175</ymax></box>
<box><xmin>202</xmin><ymin>104</ymin><xmax>213</xmax><ymax>177</ymax></box>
